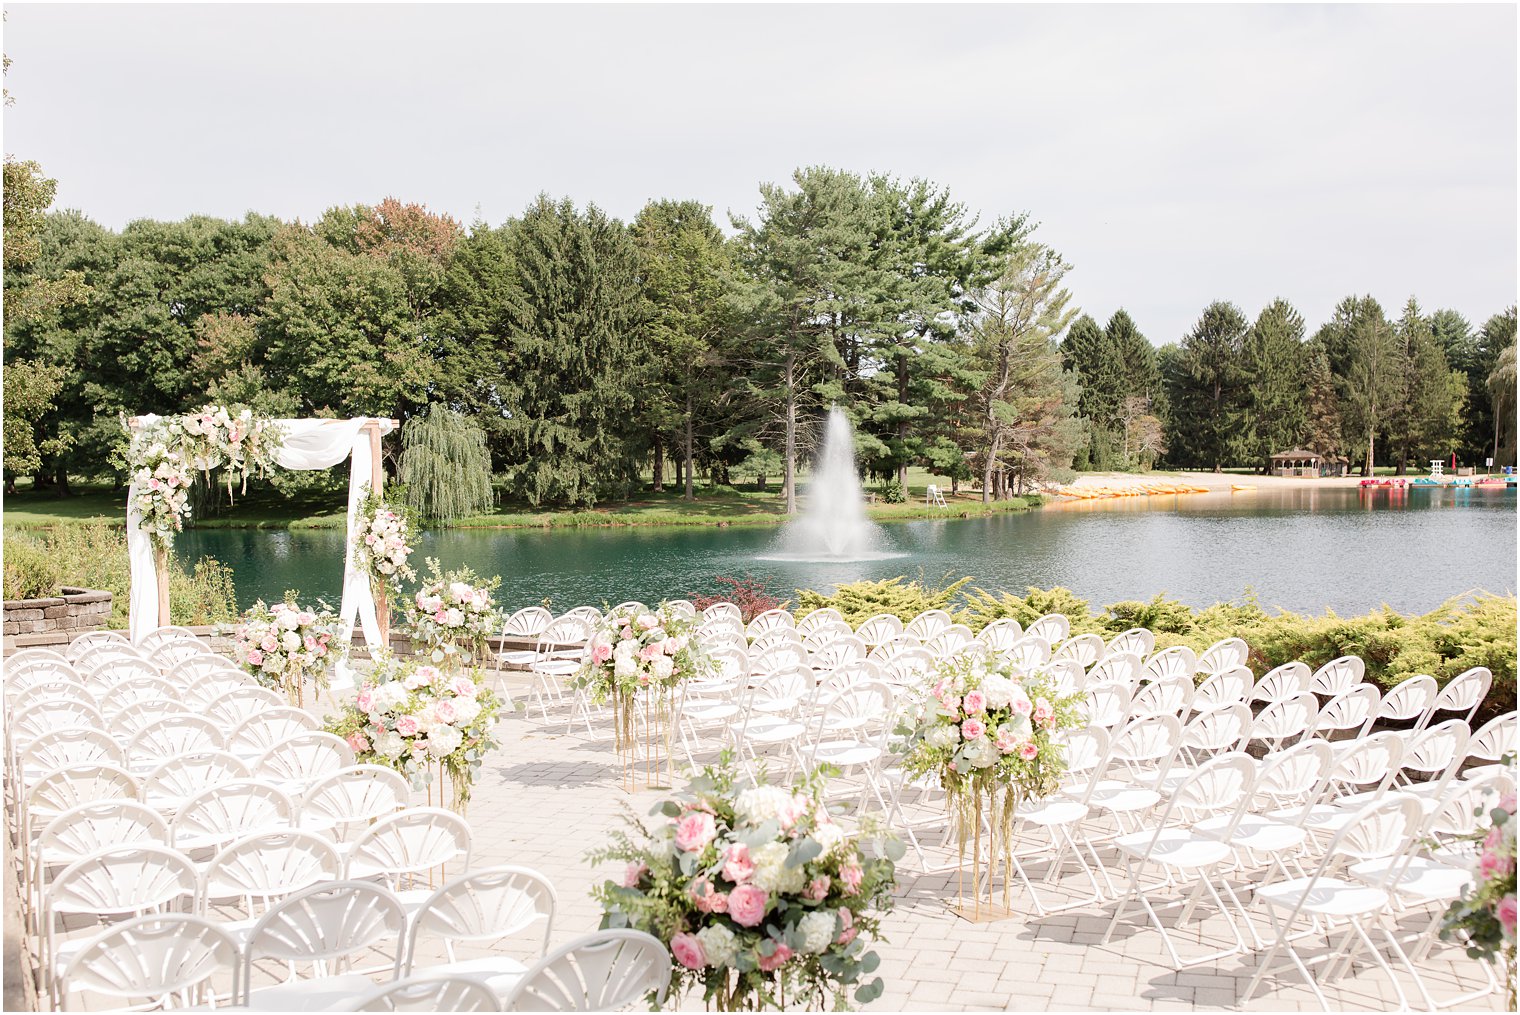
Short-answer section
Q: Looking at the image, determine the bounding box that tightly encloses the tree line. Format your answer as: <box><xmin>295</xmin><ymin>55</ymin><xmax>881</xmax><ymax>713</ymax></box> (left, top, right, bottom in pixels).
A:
<box><xmin>5</xmin><ymin>162</ymin><xmax>1515</xmax><ymax>510</ymax></box>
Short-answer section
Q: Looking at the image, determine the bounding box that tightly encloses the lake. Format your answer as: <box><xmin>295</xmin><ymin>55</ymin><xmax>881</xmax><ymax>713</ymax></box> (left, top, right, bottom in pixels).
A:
<box><xmin>174</xmin><ymin>485</ymin><xmax>1517</xmax><ymax>618</ymax></box>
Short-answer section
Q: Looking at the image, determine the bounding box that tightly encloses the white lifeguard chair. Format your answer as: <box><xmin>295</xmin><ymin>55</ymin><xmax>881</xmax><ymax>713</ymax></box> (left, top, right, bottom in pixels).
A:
<box><xmin>926</xmin><ymin>483</ymin><xmax>948</xmax><ymax>507</ymax></box>
<box><xmin>1429</xmin><ymin>460</ymin><xmax>1445</xmax><ymax>478</ymax></box>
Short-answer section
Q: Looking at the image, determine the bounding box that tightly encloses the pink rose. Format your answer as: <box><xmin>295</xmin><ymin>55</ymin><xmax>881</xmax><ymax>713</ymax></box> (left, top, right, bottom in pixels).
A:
<box><xmin>962</xmin><ymin>690</ymin><xmax>986</xmax><ymax>715</ymax></box>
<box><xmin>1498</xmin><ymin>894</ymin><xmax>1517</xmax><ymax>937</ymax></box>
<box><xmin>592</xmin><ymin>643</ymin><xmax>613</xmax><ymax>664</ymax></box>
<box><xmin>663</xmin><ymin>638</ymin><xmax>679</xmax><ymax>655</ymax></box>
<box><xmin>756</xmin><ymin>942</ymin><xmax>792</xmax><ymax>972</ymax></box>
<box><xmin>1019</xmin><ymin>741</ymin><xmax>1040</xmax><ymax>761</ymax></box>
<box><xmin>671</xmin><ymin>932</ymin><xmax>706</xmax><ymax>970</ymax></box>
<box><xmin>261</xmin><ymin>635</ymin><xmax>278</xmax><ymax>652</ymax></box>
<box><xmin>836</xmin><ymin>907</ymin><xmax>857</xmax><ymax>945</ymax></box>
<box><xmin>396</xmin><ymin>715</ymin><xmax>419</xmax><ymax>737</ymax></box>
<box><xmin>298</xmin><ymin>611</ymin><xmax>316</xmax><ymax>625</ymax></box>
<box><xmin>1010</xmin><ymin>689</ymin><xmax>1032</xmax><ymax>715</ymax></box>
<box><xmin>247</xmin><ymin>649</ymin><xmax>264</xmax><ymax>666</ymax></box>
<box><xmin>404</xmin><ymin>671</ymin><xmax>429</xmax><ymax>690</ymax></box>
<box><xmin>804</xmin><ymin>875</ymin><xmax>831</xmax><ymax>901</ymax></box>
<box><xmin>304</xmin><ymin>636</ymin><xmax>317</xmax><ymax>651</ymax></box>
<box><xmin>674</xmin><ymin>811</ymin><xmax>716</xmax><ymax>853</ymax></box>
<box><xmin>314</xmin><ymin>643</ymin><xmax>327</xmax><ymax>656</ymax></box>
<box><xmin>451</xmin><ymin>676</ymin><xmax>478</xmax><ymax>698</ymax></box>
<box><xmin>994</xmin><ymin>727</ymin><xmax>1018</xmax><ymax>754</ymax></box>
<box><xmin>1033</xmin><ymin>697</ymin><xmax>1054</xmax><ymax>725</ymax></box>
<box><xmin>961</xmin><ymin>718</ymin><xmax>986</xmax><ymax>741</ymax></box>
<box><xmin>639</xmin><ymin>643</ymin><xmax>662</xmax><ymax>662</ymax></box>
<box><xmin>434</xmin><ymin>610</ymin><xmax>448</xmax><ymax>623</ymax></box>
<box><xmin>433</xmin><ymin>700</ymin><xmax>458</xmax><ymax>724</ymax></box>
<box><xmin>727</xmin><ymin>884</ymin><xmax>769</xmax><ymax>927</ymax></box>
<box><xmin>689</xmin><ymin>878</ymin><xmax>728</xmax><ymax>914</ymax></box>
<box><xmin>364</xmin><ymin>533</ymin><xmax>378</xmax><ymax>546</ymax></box>
<box><xmin>356</xmin><ymin>685</ymin><xmax>375</xmax><ymax>711</ymax></box>
<box><xmin>621</xmin><ymin>627</ymin><xmax>634</xmax><ymax>640</ymax></box>
<box><xmin>839</xmin><ymin>864</ymin><xmax>863</xmax><ymax>896</ymax></box>
<box><xmin>346</xmin><ymin>732</ymin><xmax>370</xmax><ymax>753</ymax></box>
<box><xmin>723</xmin><ymin>842</ymin><xmax>755</xmax><ymax>884</ymax></box>
<box><xmin>622</xmin><ymin>862</ymin><xmax>647</xmax><ymax>888</ymax></box>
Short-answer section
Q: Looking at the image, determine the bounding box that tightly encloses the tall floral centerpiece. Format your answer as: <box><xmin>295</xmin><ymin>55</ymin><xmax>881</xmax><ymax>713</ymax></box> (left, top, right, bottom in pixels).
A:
<box><xmin>403</xmin><ymin>559</ymin><xmax>505</xmax><ymax>670</ymax></box>
<box><xmin>576</xmin><ymin>603</ymin><xmax>711</xmax><ymax>790</ymax></box>
<box><xmin>590</xmin><ymin>756</ymin><xmax>899</xmax><ymax>1011</ymax></box>
<box><xmin>896</xmin><ymin>652</ymin><xmax>1083</xmax><ymax>920</ymax></box>
<box><xmin>230</xmin><ymin>597</ymin><xmax>347</xmax><ymax>707</ymax></box>
<box><xmin>1442</xmin><ymin>791</ymin><xmax>1517</xmax><ymax>1006</ymax></box>
<box><xmin>324</xmin><ymin>650</ymin><xmax>505</xmax><ymax>814</ymax></box>
<box><xmin>350</xmin><ymin>483</ymin><xmax>416</xmax><ymax>642</ymax></box>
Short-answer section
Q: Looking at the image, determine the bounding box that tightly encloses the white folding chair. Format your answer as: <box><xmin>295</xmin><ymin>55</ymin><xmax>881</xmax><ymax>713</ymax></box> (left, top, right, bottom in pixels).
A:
<box><xmin>54</xmin><ymin>914</ymin><xmax>240</xmax><ymax>1012</ymax></box>
<box><xmin>499</xmin><ymin>929</ymin><xmax>670</xmax><ymax>1011</ymax></box>
<box><xmin>1195</xmin><ymin>637</ymin><xmax>1248</xmax><ymax>675</ymax></box>
<box><xmin>404</xmin><ymin>865</ymin><xmax>557</xmax><ymax>997</ymax></box>
<box><xmin>1026</xmin><ymin>613</ymin><xmax>1071</xmax><ymax>645</ymax></box>
<box><xmin>255</xmin><ymin>732</ymin><xmax>357</xmax><ymax>795</ymax></box>
<box><xmin>1308</xmin><ymin>655</ymin><xmax>1365</xmax><ymax>697</ymax></box>
<box><xmin>344</xmin><ymin>808</ymin><xmax>472</xmax><ymax>902</ymax></box>
<box><xmin>1050</xmin><ymin>632</ymin><xmax>1105</xmax><ymax>670</ymax></box>
<box><xmin>1419</xmin><ymin>666</ymin><xmax>1492</xmax><ymax>727</ymax></box>
<box><xmin>1460</xmin><ymin>711</ymin><xmax>1517</xmax><ymax>782</ymax></box>
<box><xmin>855</xmin><ymin>613</ymin><xmax>904</xmax><ymax>648</ymax></box>
<box><xmin>1247</xmin><ymin>692</ymin><xmax>1319</xmax><ymax>753</ymax></box>
<box><xmin>198</xmin><ymin>829</ymin><xmax>343</xmax><ymax>922</ymax></box>
<box><xmin>228</xmin><ymin>707</ymin><xmax>323</xmax><ymax>760</ymax></box>
<box><xmin>1105</xmin><ymin>627</ymin><xmax>1155</xmax><ymax>661</ymax></box>
<box><xmin>903</xmin><ymin>609</ymin><xmax>952</xmax><ymax>642</ymax></box>
<box><xmin>1140</xmin><ymin>645</ymin><xmax>1197</xmax><ymax>684</ymax></box>
<box><xmin>1192</xmin><ymin>666</ymin><xmax>1252</xmax><ymax>712</ymax></box>
<box><xmin>346</xmin><ymin>973</ymin><xmax>500</xmax><ymax>1012</ymax></box>
<box><xmin>1249</xmin><ymin>661</ymin><xmax>1311</xmax><ymax>705</ymax></box>
<box><xmin>170</xmin><ymin>778</ymin><xmax>297</xmax><ymax>854</ymax></box>
<box><xmin>140</xmin><ymin>751</ymin><xmax>253</xmax><ymax>813</ymax></box>
<box><xmin>125</xmin><ymin>714</ymin><xmax>226</xmax><ymax>772</ymax></box>
<box><xmin>744</xmin><ymin>608</ymin><xmax>794</xmax><ymax>640</ymax></box>
<box><xmin>299</xmin><ymin>765</ymin><xmax>411</xmax><ymax>840</ymax></box>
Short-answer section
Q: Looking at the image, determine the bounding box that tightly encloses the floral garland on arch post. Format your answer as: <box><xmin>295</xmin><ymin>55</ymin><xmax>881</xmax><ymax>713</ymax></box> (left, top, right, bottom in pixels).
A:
<box><xmin>589</xmin><ymin>755</ymin><xmax>899</xmax><ymax>1011</ymax></box>
<box><xmin>895</xmin><ymin>652</ymin><xmax>1084</xmax><ymax>918</ymax></box>
<box><xmin>351</xmin><ymin>483</ymin><xmax>417</xmax><ymax>597</ymax></box>
<box><xmin>123</xmin><ymin>406</ymin><xmax>283</xmax><ymax>554</ymax></box>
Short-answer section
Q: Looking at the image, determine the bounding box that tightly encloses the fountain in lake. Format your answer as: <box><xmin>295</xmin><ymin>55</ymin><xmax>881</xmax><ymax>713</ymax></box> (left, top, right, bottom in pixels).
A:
<box><xmin>762</xmin><ymin>407</ymin><xmax>899</xmax><ymax>562</ymax></box>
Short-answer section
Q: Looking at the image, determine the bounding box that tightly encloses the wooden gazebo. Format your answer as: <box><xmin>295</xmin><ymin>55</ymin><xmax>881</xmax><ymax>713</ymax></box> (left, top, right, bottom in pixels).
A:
<box><xmin>1270</xmin><ymin>448</ymin><xmax>1323</xmax><ymax>477</ymax></box>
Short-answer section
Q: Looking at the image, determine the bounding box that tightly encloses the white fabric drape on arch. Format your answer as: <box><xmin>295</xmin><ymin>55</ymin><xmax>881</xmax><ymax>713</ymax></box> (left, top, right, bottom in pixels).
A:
<box><xmin>127</xmin><ymin>417</ymin><xmax>396</xmax><ymax>687</ymax></box>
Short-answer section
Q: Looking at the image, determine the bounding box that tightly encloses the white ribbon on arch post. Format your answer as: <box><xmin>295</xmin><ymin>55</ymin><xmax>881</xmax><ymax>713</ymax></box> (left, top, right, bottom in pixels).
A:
<box><xmin>127</xmin><ymin>416</ymin><xmax>397</xmax><ymax>689</ymax></box>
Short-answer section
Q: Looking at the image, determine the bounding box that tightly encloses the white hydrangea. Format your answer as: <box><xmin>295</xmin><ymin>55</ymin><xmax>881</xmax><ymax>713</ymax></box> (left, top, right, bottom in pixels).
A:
<box><xmin>372</xmin><ymin>682</ymin><xmax>410</xmax><ymax>711</ymax></box>
<box><xmin>980</xmin><ymin>673</ymin><xmax>1014</xmax><ymax>710</ymax></box>
<box><xmin>696</xmin><ymin>924</ymin><xmax>738</xmax><ymax>968</ymax></box>
<box><xmin>750</xmin><ymin>841</ymin><xmax>806</xmax><ymax>895</ymax></box>
<box><xmin>427</xmin><ymin>723</ymin><xmax>464</xmax><ymax>758</ymax></box>
<box><xmin>734</xmin><ymin>785</ymin><xmax>801</xmax><ymax>827</ymax></box>
<box><xmin>925</xmin><ymin>724</ymin><xmax>961</xmax><ymax>749</ymax></box>
<box><xmin>650</xmin><ymin>655</ymin><xmax>675</xmax><ymax>680</ymax></box>
<box><xmin>375</xmin><ymin>731</ymin><xmax>406</xmax><ymax>758</ymax></box>
<box><xmin>797</xmin><ymin>910</ymin><xmax>837</xmax><ymax>954</ymax></box>
<box><xmin>812</xmin><ymin>820</ymin><xmax>847</xmax><ymax>857</ymax></box>
<box><xmin>450</xmin><ymin>697</ymin><xmax>482</xmax><ymax>725</ymax></box>
<box><xmin>280</xmin><ymin>630</ymin><xmax>301</xmax><ymax>652</ymax></box>
<box><xmin>962</xmin><ymin>736</ymin><xmax>998</xmax><ymax>769</ymax></box>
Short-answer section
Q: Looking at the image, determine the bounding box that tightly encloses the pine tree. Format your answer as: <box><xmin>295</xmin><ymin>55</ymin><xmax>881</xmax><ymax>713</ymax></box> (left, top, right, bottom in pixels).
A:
<box><xmin>1301</xmin><ymin>342</ymin><xmax>1345</xmax><ymax>460</ymax></box>
<box><xmin>1170</xmin><ymin>302</ymin><xmax>1251</xmax><ymax>471</ymax></box>
<box><xmin>1242</xmin><ymin>298</ymin><xmax>1308</xmax><ymax>469</ymax></box>
<box><xmin>1389</xmin><ymin>298</ymin><xmax>1465</xmax><ymax>472</ymax></box>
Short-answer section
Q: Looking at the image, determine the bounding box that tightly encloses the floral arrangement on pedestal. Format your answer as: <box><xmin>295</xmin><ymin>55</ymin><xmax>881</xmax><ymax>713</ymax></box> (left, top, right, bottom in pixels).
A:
<box><xmin>323</xmin><ymin>650</ymin><xmax>505</xmax><ymax>813</ymax></box>
<box><xmin>1441</xmin><ymin>789</ymin><xmax>1517</xmax><ymax>1006</ymax></box>
<box><xmin>403</xmin><ymin>558</ymin><xmax>506</xmax><ymax>668</ymax></box>
<box><xmin>894</xmin><ymin>652</ymin><xmax>1084</xmax><ymax>916</ymax></box>
<box><xmin>589</xmin><ymin>755</ymin><xmax>899</xmax><ymax>1011</ymax></box>
<box><xmin>351</xmin><ymin>483</ymin><xmax>416</xmax><ymax>596</ymax></box>
<box><xmin>123</xmin><ymin>406</ymin><xmax>283</xmax><ymax>553</ymax></box>
<box><xmin>575</xmin><ymin>603</ymin><xmax>713</xmax><ymax>786</ymax></box>
<box><xmin>230</xmin><ymin>596</ymin><xmax>347</xmax><ymax>706</ymax></box>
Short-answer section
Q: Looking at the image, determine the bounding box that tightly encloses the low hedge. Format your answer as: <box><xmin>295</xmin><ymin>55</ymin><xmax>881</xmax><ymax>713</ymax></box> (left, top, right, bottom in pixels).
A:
<box><xmin>797</xmin><ymin>576</ymin><xmax>1516</xmax><ymax>720</ymax></box>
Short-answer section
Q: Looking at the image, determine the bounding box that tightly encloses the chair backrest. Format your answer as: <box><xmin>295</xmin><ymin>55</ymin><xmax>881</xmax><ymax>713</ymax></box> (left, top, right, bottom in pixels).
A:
<box><xmin>1151</xmin><ymin>753</ymin><xmax>1256</xmax><ymax>832</ymax></box>
<box><xmin>148</xmin><ymin>638</ymin><xmax>214</xmax><ymax>671</ymax></box>
<box><xmin>1425</xmin><ymin>769</ymin><xmax>1516</xmax><ymax>840</ymax></box>
<box><xmin>855</xmin><ymin>613</ymin><xmax>905</xmax><ymax>648</ymax></box>
<box><xmin>183</xmin><ymin>673</ymin><xmax>260</xmax><ymax>710</ymax></box>
<box><xmin>560</xmin><ymin>606</ymin><xmax>604</xmax><ymax>626</ymax></box>
<box><xmin>109</xmin><ymin>698</ymin><xmax>191</xmax><ymax>739</ymax></box>
<box><xmin>348</xmin><ymin>974</ymin><xmax>501</xmax><ymax>1012</ymax></box>
<box><xmin>1250</xmin><ymin>661</ymin><xmax>1311</xmax><ymax>704</ymax></box>
<box><xmin>1309</xmin><ymin>655</ymin><xmax>1365</xmax><ymax>696</ymax></box>
<box><xmin>37</xmin><ymin>801</ymin><xmax>170</xmax><ymax>868</ymax></box>
<box><xmin>502</xmin><ymin>606</ymin><xmax>554</xmax><ymax>640</ymax></box>
<box><xmin>407</xmin><ymin>865</ymin><xmax>557</xmax><ymax>967</ymax></box>
<box><xmin>58</xmin><ymin>914</ymin><xmax>240</xmax><ymax>1009</ymax></box>
<box><xmin>903</xmin><ymin>609</ymin><xmax>953</xmax><ymax>642</ymax></box>
<box><xmin>705</xmin><ymin>645</ymin><xmax>749</xmax><ymax>682</ymax></box>
<box><xmin>1086</xmin><ymin>651</ymin><xmax>1141</xmax><ymax>690</ymax></box>
<box><xmin>85</xmin><ymin>657</ymin><xmax>162</xmax><ymax>691</ymax></box>
<box><xmin>1249</xmin><ymin>691</ymin><xmax>1319</xmax><ymax>745</ymax></box>
<box><xmin>141</xmin><ymin>752</ymin><xmax>253</xmax><ymax>810</ymax></box>
<box><xmin>170</xmin><ymin>779</ymin><xmax>296</xmax><ymax>850</ymax></box>
<box><xmin>167</xmin><ymin>655</ymin><xmax>250</xmax><ymax>688</ymax></box>
<box><xmin>924</xmin><ymin>625</ymin><xmax>975</xmax><ymax>658</ymax></box>
<box><xmin>1251</xmin><ymin>739</ymin><xmax>1334</xmax><ymax>813</ymax></box>
<box><xmin>242</xmin><ymin>880</ymin><xmax>405</xmax><ymax>998</ymax></box>
<box><xmin>22</xmin><ymin>728</ymin><xmax>122</xmax><ymax>774</ymax></box>
<box><xmin>345</xmin><ymin>807</ymin><xmax>472</xmax><ymax>883</ymax></box>
<box><xmin>1321</xmin><ymin>730</ymin><xmax>1404</xmax><ymax>799</ymax></box>
<box><xmin>47</xmin><ymin>844</ymin><xmax>198</xmax><ymax>917</ymax></box>
<box><xmin>1312</xmin><ymin>684</ymin><xmax>1380</xmax><ymax>738</ymax></box>
<box><xmin>974</xmin><ymin>618</ymin><xmax>1023</xmax><ymax>653</ymax></box>
<box><xmin>1424</xmin><ymin>666</ymin><xmax>1493</xmax><ymax>725</ymax></box>
<box><xmin>299</xmin><ymin>765</ymin><xmax>411</xmax><ymax>835</ymax></box>
<box><xmin>1002</xmin><ymin>635</ymin><xmax>1052</xmax><ymax>672</ymax></box>
<box><xmin>1466</xmin><ymin>711</ymin><xmax>1517</xmax><ymax>764</ymax></box>
<box><xmin>255</xmin><ymin>732</ymin><xmax>356</xmax><ymax>786</ymax></box>
<box><xmin>1374</xmin><ymin>674</ymin><xmax>1439</xmax><ymax>723</ymax></box>
<box><xmin>1181</xmin><ymin>703</ymin><xmax>1251</xmax><ymax>755</ymax></box>
<box><xmin>99</xmin><ymin>675</ymin><xmax>180</xmax><ymax>718</ymax></box>
<box><xmin>1098</xmin><ymin>714</ymin><xmax>1182</xmax><ymax>786</ymax></box>
<box><xmin>5</xmin><ymin>657</ymin><xmax>80</xmax><ymax>693</ymax></box>
<box><xmin>24</xmin><ymin>765</ymin><xmax>140</xmax><ymax>831</ymax></box>
<box><xmin>1047</xmin><ymin>632</ymin><xmax>1104</xmax><ymax>670</ymax></box>
<box><xmin>878</xmin><ymin>648</ymin><xmax>935</xmax><ymax>688</ymax></box>
<box><xmin>749</xmin><ymin>642</ymin><xmax>806</xmax><ymax>676</ymax></box>
<box><xmin>812</xmin><ymin>681</ymin><xmax>894</xmax><ymax>741</ymax></box>
<box><xmin>537</xmin><ymin>617</ymin><xmax>593</xmax><ymax>652</ymax></box>
<box><xmin>10</xmin><ymin>699</ymin><xmax>106</xmax><ymax>745</ymax></box>
<box><xmin>199</xmin><ymin>830</ymin><xmax>342</xmax><ymax>913</ymax></box>
<box><xmin>136</xmin><ymin>625</ymin><xmax>199</xmax><ymax>651</ymax></box>
<box><xmin>662</xmin><ymin>599</ymin><xmax>697</xmax><ymax>620</ymax></box>
<box><xmin>1026</xmin><ymin>613</ymin><xmax>1070</xmax><ymax>645</ymax></box>
<box><xmin>127</xmin><ymin>714</ymin><xmax>226</xmax><ymax>764</ymax></box>
<box><xmin>1083</xmin><ymin>683</ymin><xmax>1132</xmax><ymax>729</ymax></box>
<box><xmin>1141</xmin><ymin>646</ymin><xmax>1197</xmax><ymax>683</ymax></box>
<box><xmin>1039</xmin><ymin>659</ymin><xmax>1086</xmax><ymax>698</ymax></box>
<box><xmin>1195</xmin><ymin>637</ymin><xmax>1249</xmax><ymax>675</ymax></box>
<box><xmin>8</xmin><ymin>646</ymin><xmax>73</xmax><ymax>669</ymax></box>
<box><xmin>1323</xmin><ymin>795</ymin><xmax>1424</xmax><ymax>864</ymax></box>
<box><xmin>811</xmin><ymin>635</ymin><xmax>866</xmax><ymax>670</ymax></box>
<box><xmin>701</xmin><ymin>602</ymin><xmax>743</xmax><ymax>624</ymax></box>
<box><xmin>203</xmin><ymin>685</ymin><xmax>286</xmax><ymax>728</ymax></box>
<box><xmin>1105</xmin><ymin>627</ymin><xmax>1155</xmax><ymax>661</ymax></box>
<box><xmin>501</xmin><ymin>929</ymin><xmax>671</xmax><ymax>1011</ymax></box>
<box><xmin>801</xmin><ymin>622</ymin><xmax>853</xmax><ymax>653</ymax></box>
<box><xmin>1129</xmin><ymin>676</ymin><xmax>1194</xmax><ymax>719</ymax></box>
<box><xmin>744</xmin><ymin>608</ymin><xmax>795</xmax><ymax>639</ymax></box>
<box><xmin>65</xmin><ymin>630</ymin><xmax>132</xmax><ymax>662</ymax></box>
<box><xmin>1398</xmin><ymin>719</ymin><xmax>1470</xmax><ymax>783</ymax></box>
<box><xmin>1193</xmin><ymin>666</ymin><xmax>1253</xmax><ymax>711</ymax></box>
<box><xmin>228</xmin><ymin>708</ymin><xmax>322</xmax><ymax>757</ymax></box>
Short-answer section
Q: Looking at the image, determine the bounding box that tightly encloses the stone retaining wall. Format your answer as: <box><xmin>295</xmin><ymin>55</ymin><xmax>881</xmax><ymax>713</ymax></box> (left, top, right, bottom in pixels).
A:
<box><xmin>2</xmin><ymin>587</ymin><xmax>112</xmax><ymax>638</ymax></box>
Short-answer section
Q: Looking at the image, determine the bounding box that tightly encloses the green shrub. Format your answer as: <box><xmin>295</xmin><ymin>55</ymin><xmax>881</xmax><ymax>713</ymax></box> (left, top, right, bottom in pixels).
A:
<box><xmin>2</xmin><ymin>522</ymin><xmax>239</xmax><ymax>629</ymax></box>
<box><xmin>873</xmin><ymin>479</ymin><xmax>906</xmax><ymax>504</ymax></box>
<box><xmin>3</xmin><ymin>536</ymin><xmax>62</xmax><ymax>599</ymax></box>
<box><xmin>794</xmin><ymin>574</ymin><xmax>974</xmax><ymax>626</ymax></box>
<box><xmin>961</xmin><ymin>586</ymin><xmax>1105</xmax><ymax>634</ymax></box>
<box><xmin>1105</xmin><ymin>593</ymin><xmax>1195</xmax><ymax>635</ymax></box>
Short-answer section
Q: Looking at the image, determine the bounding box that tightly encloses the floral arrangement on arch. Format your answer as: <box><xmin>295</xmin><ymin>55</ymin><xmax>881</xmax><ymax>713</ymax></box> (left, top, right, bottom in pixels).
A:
<box><xmin>403</xmin><ymin>558</ymin><xmax>506</xmax><ymax>668</ymax></box>
<box><xmin>324</xmin><ymin>649</ymin><xmax>505</xmax><ymax>812</ymax></box>
<box><xmin>577</xmin><ymin>603</ymin><xmax>711</xmax><ymax>704</ymax></box>
<box><xmin>1441</xmin><ymin>788</ymin><xmax>1517</xmax><ymax>1006</ymax></box>
<box><xmin>894</xmin><ymin>653</ymin><xmax>1084</xmax><ymax>906</ymax></box>
<box><xmin>590</xmin><ymin>755</ymin><xmax>899</xmax><ymax>1011</ymax></box>
<box><xmin>123</xmin><ymin>406</ymin><xmax>283</xmax><ymax>553</ymax></box>
<box><xmin>351</xmin><ymin>483</ymin><xmax>416</xmax><ymax>596</ymax></box>
<box><xmin>230</xmin><ymin>596</ymin><xmax>347</xmax><ymax>706</ymax></box>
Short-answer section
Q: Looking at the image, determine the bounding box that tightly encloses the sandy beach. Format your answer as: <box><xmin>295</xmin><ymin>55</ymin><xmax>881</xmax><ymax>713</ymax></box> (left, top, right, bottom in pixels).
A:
<box><xmin>1062</xmin><ymin>470</ymin><xmax>1506</xmax><ymax>493</ymax></box>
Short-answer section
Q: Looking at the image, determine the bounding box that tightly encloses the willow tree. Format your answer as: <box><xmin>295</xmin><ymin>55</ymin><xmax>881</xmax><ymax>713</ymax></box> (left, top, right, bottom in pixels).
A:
<box><xmin>399</xmin><ymin>405</ymin><xmax>494</xmax><ymax>521</ymax></box>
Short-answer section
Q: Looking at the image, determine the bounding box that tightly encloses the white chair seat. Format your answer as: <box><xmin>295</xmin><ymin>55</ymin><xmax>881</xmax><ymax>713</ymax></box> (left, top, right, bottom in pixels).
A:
<box><xmin>1256</xmin><ymin>876</ymin><xmax>1390</xmax><ymax>917</ymax></box>
<box><xmin>1349</xmin><ymin>855</ymin><xmax>1473</xmax><ymax>904</ymax></box>
<box><xmin>745</xmin><ymin>718</ymin><xmax>806</xmax><ymax>743</ymax></box>
<box><xmin>1017</xmin><ymin>799</ymin><xmax>1089</xmax><ymax>827</ymax></box>
<box><xmin>409</xmin><ymin>956</ymin><xmax>527</xmax><ymax>998</ymax></box>
<box><xmin>1088</xmin><ymin>784</ymin><xmax>1161</xmax><ymax>815</ymax></box>
<box><xmin>813</xmin><ymin>741</ymin><xmax>881</xmax><ymax>768</ymax></box>
<box><xmin>499</xmin><ymin>650</ymin><xmax>538</xmax><ymax>667</ymax></box>
<box><xmin>1195</xmin><ymin>813</ymin><xmax>1306</xmax><ymax>853</ymax></box>
<box><xmin>246</xmin><ymin>974</ymin><xmax>381</xmax><ymax>1010</ymax></box>
<box><xmin>529</xmin><ymin>660</ymin><xmax>579</xmax><ymax>676</ymax></box>
<box><xmin>1114</xmin><ymin>827</ymin><xmax>1232</xmax><ymax>869</ymax></box>
<box><xmin>685</xmin><ymin>704</ymin><xmax>741</xmax><ymax>723</ymax></box>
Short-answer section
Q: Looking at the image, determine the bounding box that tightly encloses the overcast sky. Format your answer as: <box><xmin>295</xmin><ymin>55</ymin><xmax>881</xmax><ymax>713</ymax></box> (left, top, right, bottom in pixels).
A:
<box><xmin>3</xmin><ymin>3</ymin><xmax>1515</xmax><ymax>344</ymax></box>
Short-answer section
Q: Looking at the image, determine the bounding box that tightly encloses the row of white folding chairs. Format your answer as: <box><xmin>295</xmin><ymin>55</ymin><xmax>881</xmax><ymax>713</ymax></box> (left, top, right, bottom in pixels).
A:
<box><xmin>55</xmin><ymin>896</ymin><xmax>662</xmax><ymax>1013</ymax></box>
<box><xmin>6</xmin><ymin>638</ymin><xmax>234</xmax><ymax>694</ymax></box>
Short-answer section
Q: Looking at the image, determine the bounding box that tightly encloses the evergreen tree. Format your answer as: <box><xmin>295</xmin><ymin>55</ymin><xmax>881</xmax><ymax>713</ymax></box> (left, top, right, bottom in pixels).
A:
<box><xmin>495</xmin><ymin>195</ymin><xmax>651</xmax><ymax>506</ymax></box>
<box><xmin>1481</xmin><ymin>308</ymin><xmax>1517</xmax><ymax>466</ymax></box>
<box><xmin>1315</xmin><ymin>295</ymin><xmax>1400</xmax><ymax>476</ymax></box>
<box><xmin>1169</xmin><ymin>302</ymin><xmax>1251</xmax><ymax>471</ymax></box>
<box><xmin>1388</xmin><ymin>298</ymin><xmax>1465</xmax><ymax>472</ymax></box>
<box><xmin>1060</xmin><ymin>314</ymin><xmax>1119</xmax><ymax>468</ymax></box>
<box><xmin>1300</xmin><ymin>341</ymin><xmax>1345</xmax><ymax>460</ymax></box>
<box><xmin>1242</xmin><ymin>298</ymin><xmax>1308</xmax><ymax>468</ymax></box>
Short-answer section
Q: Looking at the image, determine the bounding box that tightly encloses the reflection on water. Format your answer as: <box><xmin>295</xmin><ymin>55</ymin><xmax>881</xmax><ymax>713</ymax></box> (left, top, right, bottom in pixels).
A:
<box><xmin>173</xmin><ymin>486</ymin><xmax>1517</xmax><ymax>617</ymax></box>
